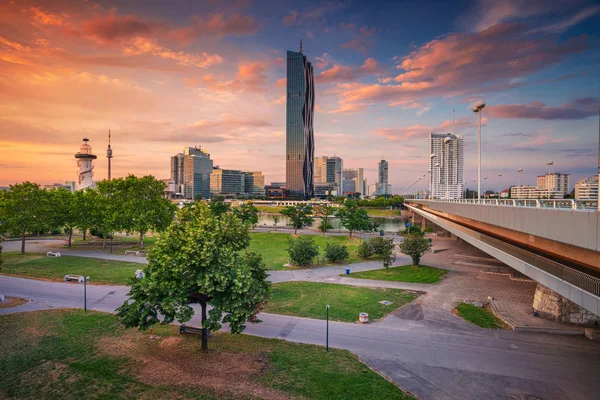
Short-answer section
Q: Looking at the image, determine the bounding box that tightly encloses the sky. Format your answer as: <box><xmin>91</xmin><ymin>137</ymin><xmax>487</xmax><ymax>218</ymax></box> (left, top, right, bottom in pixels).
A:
<box><xmin>0</xmin><ymin>0</ymin><xmax>599</xmax><ymax>193</ymax></box>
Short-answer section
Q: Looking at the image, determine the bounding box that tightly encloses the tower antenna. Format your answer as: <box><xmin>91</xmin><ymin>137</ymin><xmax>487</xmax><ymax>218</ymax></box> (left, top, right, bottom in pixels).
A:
<box><xmin>300</xmin><ymin>39</ymin><xmax>303</xmax><ymax>54</ymax></box>
<box><xmin>107</xmin><ymin>129</ymin><xmax>113</xmax><ymax>180</ymax></box>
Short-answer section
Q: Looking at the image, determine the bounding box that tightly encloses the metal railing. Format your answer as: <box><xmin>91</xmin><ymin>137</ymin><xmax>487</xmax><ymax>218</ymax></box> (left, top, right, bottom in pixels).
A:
<box><xmin>410</xmin><ymin>198</ymin><xmax>598</xmax><ymax>211</ymax></box>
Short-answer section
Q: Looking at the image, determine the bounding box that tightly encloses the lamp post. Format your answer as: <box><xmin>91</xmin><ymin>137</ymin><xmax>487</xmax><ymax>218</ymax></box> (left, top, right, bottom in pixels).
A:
<box><xmin>434</xmin><ymin>163</ymin><xmax>441</xmax><ymax>199</ymax></box>
<box><xmin>429</xmin><ymin>154</ymin><xmax>436</xmax><ymax>199</ymax></box>
<box><xmin>483</xmin><ymin>176</ymin><xmax>488</xmax><ymax>199</ymax></box>
<box><xmin>472</xmin><ymin>179</ymin><xmax>476</xmax><ymax>199</ymax></box>
<box><xmin>498</xmin><ymin>173</ymin><xmax>502</xmax><ymax>197</ymax></box>
<box><xmin>472</xmin><ymin>100</ymin><xmax>486</xmax><ymax>200</ymax></box>
<box><xmin>517</xmin><ymin>168</ymin><xmax>523</xmax><ymax>187</ymax></box>
<box><xmin>325</xmin><ymin>304</ymin><xmax>330</xmax><ymax>351</ymax></box>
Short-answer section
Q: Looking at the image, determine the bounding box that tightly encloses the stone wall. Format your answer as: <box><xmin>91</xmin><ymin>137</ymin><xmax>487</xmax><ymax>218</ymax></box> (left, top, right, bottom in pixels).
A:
<box><xmin>533</xmin><ymin>284</ymin><xmax>600</xmax><ymax>326</ymax></box>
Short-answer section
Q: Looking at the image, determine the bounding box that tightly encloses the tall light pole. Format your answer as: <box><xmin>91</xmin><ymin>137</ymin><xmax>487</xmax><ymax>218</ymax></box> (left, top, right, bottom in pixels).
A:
<box><xmin>497</xmin><ymin>173</ymin><xmax>503</xmax><ymax>196</ymax></box>
<box><xmin>472</xmin><ymin>100</ymin><xmax>485</xmax><ymax>200</ymax></box>
<box><xmin>483</xmin><ymin>176</ymin><xmax>488</xmax><ymax>199</ymax></box>
<box><xmin>517</xmin><ymin>168</ymin><xmax>523</xmax><ymax>187</ymax></box>
<box><xmin>434</xmin><ymin>163</ymin><xmax>441</xmax><ymax>199</ymax></box>
<box><xmin>444</xmin><ymin>136</ymin><xmax>452</xmax><ymax>200</ymax></box>
<box><xmin>429</xmin><ymin>154</ymin><xmax>436</xmax><ymax>199</ymax></box>
<box><xmin>472</xmin><ymin>179</ymin><xmax>476</xmax><ymax>199</ymax></box>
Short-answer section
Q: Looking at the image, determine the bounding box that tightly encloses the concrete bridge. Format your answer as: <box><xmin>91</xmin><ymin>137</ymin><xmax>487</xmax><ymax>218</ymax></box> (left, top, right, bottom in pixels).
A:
<box><xmin>405</xmin><ymin>199</ymin><xmax>600</xmax><ymax>323</ymax></box>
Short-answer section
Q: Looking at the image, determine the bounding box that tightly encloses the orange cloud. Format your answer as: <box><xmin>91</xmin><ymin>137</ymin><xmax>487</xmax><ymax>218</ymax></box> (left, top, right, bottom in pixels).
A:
<box><xmin>29</xmin><ymin>6</ymin><xmax>69</xmax><ymax>28</ymax></box>
<box><xmin>275</xmin><ymin>78</ymin><xmax>286</xmax><ymax>88</ymax></box>
<box><xmin>486</xmin><ymin>98</ymin><xmax>599</xmax><ymax>120</ymax></box>
<box><xmin>341</xmin><ymin>26</ymin><xmax>376</xmax><ymax>53</ymax></box>
<box><xmin>169</xmin><ymin>13</ymin><xmax>261</xmax><ymax>44</ymax></box>
<box><xmin>82</xmin><ymin>14</ymin><xmax>161</xmax><ymax>45</ymax></box>
<box><xmin>122</xmin><ymin>38</ymin><xmax>223</xmax><ymax>68</ymax></box>
<box><xmin>374</xmin><ymin>117</ymin><xmax>487</xmax><ymax>141</ymax></box>
<box><xmin>203</xmin><ymin>61</ymin><xmax>267</xmax><ymax>92</ymax></box>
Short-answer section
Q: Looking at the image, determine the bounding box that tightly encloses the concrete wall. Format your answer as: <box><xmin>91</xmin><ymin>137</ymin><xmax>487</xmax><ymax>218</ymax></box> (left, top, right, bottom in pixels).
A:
<box><xmin>411</xmin><ymin>201</ymin><xmax>600</xmax><ymax>253</ymax></box>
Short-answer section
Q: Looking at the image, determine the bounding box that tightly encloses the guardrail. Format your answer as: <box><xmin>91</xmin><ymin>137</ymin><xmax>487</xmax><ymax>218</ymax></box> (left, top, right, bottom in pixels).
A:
<box><xmin>410</xmin><ymin>198</ymin><xmax>598</xmax><ymax>211</ymax></box>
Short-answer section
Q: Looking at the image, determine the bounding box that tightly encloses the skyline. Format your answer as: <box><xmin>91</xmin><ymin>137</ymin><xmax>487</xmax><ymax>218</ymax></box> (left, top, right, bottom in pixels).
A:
<box><xmin>1</xmin><ymin>0</ymin><xmax>599</xmax><ymax>192</ymax></box>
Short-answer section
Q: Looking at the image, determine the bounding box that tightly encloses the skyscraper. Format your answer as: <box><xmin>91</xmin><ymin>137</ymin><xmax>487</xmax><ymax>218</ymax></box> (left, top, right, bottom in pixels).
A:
<box><xmin>343</xmin><ymin>168</ymin><xmax>365</xmax><ymax>195</ymax></box>
<box><xmin>428</xmin><ymin>133</ymin><xmax>464</xmax><ymax>199</ymax></box>
<box><xmin>286</xmin><ymin>42</ymin><xmax>315</xmax><ymax>199</ymax></box>
<box><xmin>177</xmin><ymin>146</ymin><xmax>213</xmax><ymax>200</ymax></box>
<box><xmin>378</xmin><ymin>159</ymin><xmax>389</xmax><ymax>195</ymax></box>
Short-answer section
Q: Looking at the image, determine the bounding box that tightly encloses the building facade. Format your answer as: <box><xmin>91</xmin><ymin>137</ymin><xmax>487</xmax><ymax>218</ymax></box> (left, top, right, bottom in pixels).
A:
<box><xmin>510</xmin><ymin>185</ymin><xmax>563</xmax><ymax>199</ymax></box>
<box><xmin>537</xmin><ymin>173</ymin><xmax>570</xmax><ymax>196</ymax></box>
<box><xmin>314</xmin><ymin>156</ymin><xmax>343</xmax><ymax>191</ymax></box>
<box><xmin>210</xmin><ymin>168</ymin><xmax>246</xmax><ymax>196</ymax></box>
<box><xmin>170</xmin><ymin>153</ymin><xmax>185</xmax><ymax>196</ymax></box>
<box><xmin>74</xmin><ymin>138</ymin><xmax>97</xmax><ymax>190</ymax></box>
<box><xmin>343</xmin><ymin>168</ymin><xmax>365</xmax><ymax>195</ymax></box>
<box><xmin>377</xmin><ymin>159</ymin><xmax>389</xmax><ymax>195</ymax></box>
<box><xmin>243</xmin><ymin>171</ymin><xmax>265</xmax><ymax>196</ymax></box>
<box><xmin>286</xmin><ymin>48</ymin><xmax>315</xmax><ymax>199</ymax></box>
<box><xmin>181</xmin><ymin>146</ymin><xmax>213</xmax><ymax>200</ymax></box>
<box><xmin>428</xmin><ymin>133</ymin><xmax>464</xmax><ymax>199</ymax></box>
<box><xmin>575</xmin><ymin>176</ymin><xmax>598</xmax><ymax>200</ymax></box>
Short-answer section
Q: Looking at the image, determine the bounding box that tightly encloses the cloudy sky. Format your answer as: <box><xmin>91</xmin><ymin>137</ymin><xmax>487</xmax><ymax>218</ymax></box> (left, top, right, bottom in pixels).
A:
<box><xmin>0</xmin><ymin>0</ymin><xmax>599</xmax><ymax>193</ymax></box>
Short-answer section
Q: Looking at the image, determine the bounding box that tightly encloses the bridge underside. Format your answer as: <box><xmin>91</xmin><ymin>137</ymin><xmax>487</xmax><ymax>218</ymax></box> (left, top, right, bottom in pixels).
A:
<box><xmin>405</xmin><ymin>204</ymin><xmax>600</xmax><ymax>318</ymax></box>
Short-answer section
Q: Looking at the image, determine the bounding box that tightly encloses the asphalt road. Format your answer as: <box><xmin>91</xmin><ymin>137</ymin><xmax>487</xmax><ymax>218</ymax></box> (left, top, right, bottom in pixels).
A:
<box><xmin>1</xmin><ymin>275</ymin><xmax>599</xmax><ymax>400</ymax></box>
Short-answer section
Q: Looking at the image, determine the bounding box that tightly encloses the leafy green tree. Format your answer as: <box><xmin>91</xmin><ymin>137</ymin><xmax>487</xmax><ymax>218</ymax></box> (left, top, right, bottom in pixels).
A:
<box><xmin>117</xmin><ymin>203</ymin><xmax>270</xmax><ymax>350</ymax></box>
<box><xmin>399</xmin><ymin>233</ymin><xmax>431</xmax><ymax>266</ymax></box>
<box><xmin>369</xmin><ymin>237</ymin><xmax>396</xmax><ymax>272</ymax></box>
<box><xmin>356</xmin><ymin>239</ymin><xmax>374</xmax><ymax>259</ymax></box>
<box><xmin>209</xmin><ymin>195</ymin><xmax>230</xmax><ymax>216</ymax></box>
<box><xmin>234</xmin><ymin>203</ymin><xmax>259</xmax><ymax>227</ymax></box>
<box><xmin>272</xmin><ymin>215</ymin><xmax>280</xmax><ymax>230</ymax></box>
<box><xmin>49</xmin><ymin>188</ymin><xmax>77</xmax><ymax>247</ymax></box>
<box><xmin>72</xmin><ymin>189</ymin><xmax>96</xmax><ymax>241</ymax></box>
<box><xmin>336</xmin><ymin>200</ymin><xmax>370</xmax><ymax>237</ymax></box>
<box><xmin>0</xmin><ymin>182</ymin><xmax>50</xmax><ymax>254</ymax></box>
<box><xmin>314</xmin><ymin>204</ymin><xmax>335</xmax><ymax>236</ymax></box>
<box><xmin>324</xmin><ymin>243</ymin><xmax>349</xmax><ymax>263</ymax></box>
<box><xmin>280</xmin><ymin>204</ymin><xmax>314</xmax><ymax>235</ymax></box>
<box><xmin>286</xmin><ymin>235</ymin><xmax>319</xmax><ymax>266</ymax></box>
<box><xmin>94</xmin><ymin>180</ymin><xmax>122</xmax><ymax>249</ymax></box>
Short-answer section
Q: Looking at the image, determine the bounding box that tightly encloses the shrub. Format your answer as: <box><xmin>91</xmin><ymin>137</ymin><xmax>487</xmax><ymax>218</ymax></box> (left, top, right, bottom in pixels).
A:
<box><xmin>356</xmin><ymin>240</ymin><xmax>374</xmax><ymax>259</ymax></box>
<box><xmin>286</xmin><ymin>235</ymin><xmax>319</xmax><ymax>266</ymax></box>
<box><xmin>399</xmin><ymin>233</ymin><xmax>431</xmax><ymax>266</ymax></box>
<box><xmin>318</xmin><ymin>220</ymin><xmax>334</xmax><ymax>233</ymax></box>
<box><xmin>423</xmin><ymin>226</ymin><xmax>433</xmax><ymax>233</ymax></box>
<box><xmin>369</xmin><ymin>236</ymin><xmax>396</xmax><ymax>272</ymax></box>
<box><xmin>325</xmin><ymin>243</ymin><xmax>349</xmax><ymax>263</ymax></box>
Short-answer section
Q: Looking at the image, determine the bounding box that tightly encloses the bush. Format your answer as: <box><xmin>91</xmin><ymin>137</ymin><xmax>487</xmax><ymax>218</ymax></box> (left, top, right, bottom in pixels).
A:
<box><xmin>423</xmin><ymin>226</ymin><xmax>433</xmax><ymax>233</ymax></box>
<box><xmin>286</xmin><ymin>236</ymin><xmax>319</xmax><ymax>266</ymax></box>
<box><xmin>325</xmin><ymin>243</ymin><xmax>349</xmax><ymax>263</ymax></box>
<box><xmin>318</xmin><ymin>220</ymin><xmax>334</xmax><ymax>233</ymax></box>
<box><xmin>399</xmin><ymin>233</ymin><xmax>431</xmax><ymax>266</ymax></box>
<box><xmin>356</xmin><ymin>240</ymin><xmax>374</xmax><ymax>259</ymax></box>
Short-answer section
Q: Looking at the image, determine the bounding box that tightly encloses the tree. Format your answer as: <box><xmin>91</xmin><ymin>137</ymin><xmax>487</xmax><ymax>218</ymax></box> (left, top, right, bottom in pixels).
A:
<box><xmin>49</xmin><ymin>188</ymin><xmax>77</xmax><ymax>247</ymax></box>
<box><xmin>324</xmin><ymin>243</ymin><xmax>349</xmax><ymax>263</ymax></box>
<box><xmin>369</xmin><ymin>237</ymin><xmax>396</xmax><ymax>272</ymax></box>
<box><xmin>280</xmin><ymin>204</ymin><xmax>313</xmax><ymax>235</ymax></box>
<box><xmin>94</xmin><ymin>180</ymin><xmax>122</xmax><ymax>249</ymax></box>
<box><xmin>72</xmin><ymin>189</ymin><xmax>96</xmax><ymax>241</ymax></box>
<box><xmin>286</xmin><ymin>235</ymin><xmax>319</xmax><ymax>266</ymax></box>
<box><xmin>336</xmin><ymin>200</ymin><xmax>370</xmax><ymax>237</ymax></box>
<box><xmin>194</xmin><ymin>193</ymin><xmax>203</xmax><ymax>201</ymax></box>
<box><xmin>356</xmin><ymin>239</ymin><xmax>374</xmax><ymax>259</ymax></box>
<box><xmin>327</xmin><ymin>189</ymin><xmax>333</xmax><ymax>201</ymax></box>
<box><xmin>233</xmin><ymin>203</ymin><xmax>259</xmax><ymax>227</ymax></box>
<box><xmin>117</xmin><ymin>203</ymin><xmax>270</xmax><ymax>351</ymax></box>
<box><xmin>399</xmin><ymin>233</ymin><xmax>431</xmax><ymax>266</ymax></box>
<box><xmin>272</xmin><ymin>215</ymin><xmax>280</xmax><ymax>230</ymax></box>
<box><xmin>314</xmin><ymin>204</ymin><xmax>335</xmax><ymax>236</ymax></box>
<box><xmin>209</xmin><ymin>195</ymin><xmax>230</xmax><ymax>216</ymax></box>
<box><xmin>0</xmin><ymin>182</ymin><xmax>50</xmax><ymax>254</ymax></box>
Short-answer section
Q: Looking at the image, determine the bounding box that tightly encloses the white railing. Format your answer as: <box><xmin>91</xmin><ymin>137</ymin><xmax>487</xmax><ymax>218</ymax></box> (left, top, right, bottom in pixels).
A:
<box><xmin>411</xmin><ymin>198</ymin><xmax>598</xmax><ymax>210</ymax></box>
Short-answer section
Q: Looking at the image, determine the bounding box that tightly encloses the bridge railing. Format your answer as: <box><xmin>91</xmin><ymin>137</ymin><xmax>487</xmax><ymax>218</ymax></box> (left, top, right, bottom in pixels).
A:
<box><xmin>411</xmin><ymin>198</ymin><xmax>598</xmax><ymax>211</ymax></box>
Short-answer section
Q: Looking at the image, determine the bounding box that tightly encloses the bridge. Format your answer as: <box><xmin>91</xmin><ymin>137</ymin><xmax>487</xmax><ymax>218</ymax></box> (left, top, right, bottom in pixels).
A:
<box><xmin>405</xmin><ymin>199</ymin><xmax>600</xmax><ymax>322</ymax></box>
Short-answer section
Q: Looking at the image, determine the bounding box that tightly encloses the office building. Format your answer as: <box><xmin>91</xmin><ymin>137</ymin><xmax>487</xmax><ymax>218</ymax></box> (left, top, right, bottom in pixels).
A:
<box><xmin>537</xmin><ymin>173</ymin><xmax>570</xmax><ymax>197</ymax></box>
<box><xmin>343</xmin><ymin>168</ymin><xmax>365</xmax><ymax>195</ymax></box>
<box><xmin>575</xmin><ymin>176</ymin><xmax>598</xmax><ymax>201</ymax></box>
<box><xmin>170</xmin><ymin>153</ymin><xmax>185</xmax><ymax>196</ymax></box>
<box><xmin>368</xmin><ymin>182</ymin><xmax>378</xmax><ymax>197</ymax></box>
<box><xmin>314</xmin><ymin>182</ymin><xmax>337</xmax><ymax>199</ymax></box>
<box><xmin>43</xmin><ymin>182</ymin><xmax>75</xmax><ymax>192</ymax></box>
<box><xmin>179</xmin><ymin>146</ymin><xmax>213</xmax><ymax>200</ymax></box>
<box><xmin>428</xmin><ymin>133</ymin><xmax>464</xmax><ymax>199</ymax></box>
<box><xmin>243</xmin><ymin>171</ymin><xmax>265</xmax><ymax>196</ymax></box>
<box><xmin>510</xmin><ymin>185</ymin><xmax>563</xmax><ymax>199</ymax></box>
<box><xmin>315</xmin><ymin>156</ymin><xmax>343</xmax><ymax>190</ymax></box>
<box><xmin>378</xmin><ymin>159</ymin><xmax>389</xmax><ymax>195</ymax></box>
<box><xmin>210</xmin><ymin>168</ymin><xmax>245</xmax><ymax>196</ymax></box>
<box><xmin>74</xmin><ymin>137</ymin><xmax>97</xmax><ymax>190</ymax></box>
<box><xmin>286</xmin><ymin>43</ymin><xmax>315</xmax><ymax>199</ymax></box>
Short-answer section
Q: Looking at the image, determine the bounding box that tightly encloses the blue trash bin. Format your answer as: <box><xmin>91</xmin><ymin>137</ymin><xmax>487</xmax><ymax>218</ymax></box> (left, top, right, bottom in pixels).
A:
<box><xmin>346</xmin><ymin>268</ymin><xmax>350</xmax><ymax>275</ymax></box>
<box><xmin>379</xmin><ymin>230</ymin><xmax>384</xmax><ymax>236</ymax></box>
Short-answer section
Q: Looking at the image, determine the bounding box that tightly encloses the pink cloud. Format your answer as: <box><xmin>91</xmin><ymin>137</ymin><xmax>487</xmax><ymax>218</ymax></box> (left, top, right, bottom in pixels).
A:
<box><xmin>122</xmin><ymin>38</ymin><xmax>223</xmax><ymax>68</ymax></box>
<box><xmin>487</xmin><ymin>98</ymin><xmax>599</xmax><ymax>120</ymax></box>
<box><xmin>374</xmin><ymin>117</ymin><xmax>487</xmax><ymax>141</ymax></box>
<box><xmin>340</xmin><ymin>26</ymin><xmax>376</xmax><ymax>53</ymax></box>
<box><xmin>203</xmin><ymin>61</ymin><xmax>268</xmax><ymax>92</ymax></box>
<box><xmin>82</xmin><ymin>14</ymin><xmax>160</xmax><ymax>45</ymax></box>
<box><xmin>316</xmin><ymin>58</ymin><xmax>382</xmax><ymax>84</ymax></box>
<box><xmin>275</xmin><ymin>78</ymin><xmax>287</xmax><ymax>88</ymax></box>
<box><xmin>169</xmin><ymin>13</ymin><xmax>261</xmax><ymax>44</ymax></box>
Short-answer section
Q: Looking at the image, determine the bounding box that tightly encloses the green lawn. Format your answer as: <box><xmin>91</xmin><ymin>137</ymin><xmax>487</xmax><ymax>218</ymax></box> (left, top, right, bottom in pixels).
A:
<box><xmin>247</xmin><ymin>232</ymin><xmax>363</xmax><ymax>270</ymax></box>
<box><xmin>253</xmin><ymin>205</ymin><xmax>286</xmax><ymax>214</ymax></box>
<box><xmin>0</xmin><ymin>309</ymin><xmax>413</xmax><ymax>400</ymax></box>
<box><xmin>344</xmin><ymin>264</ymin><xmax>448</xmax><ymax>284</ymax></box>
<box><xmin>263</xmin><ymin>282</ymin><xmax>418</xmax><ymax>322</ymax></box>
<box><xmin>364</xmin><ymin>208</ymin><xmax>402</xmax><ymax>218</ymax></box>
<box><xmin>455</xmin><ymin>303</ymin><xmax>507</xmax><ymax>329</ymax></box>
<box><xmin>0</xmin><ymin>252</ymin><xmax>140</xmax><ymax>285</ymax></box>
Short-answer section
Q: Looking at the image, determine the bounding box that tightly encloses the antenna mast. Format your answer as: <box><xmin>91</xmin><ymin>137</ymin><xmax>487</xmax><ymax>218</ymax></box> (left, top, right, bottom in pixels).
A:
<box><xmin>107</xmin><ymin>129</ymin><xmax>113</xmax><ymax>180</ymax></box>
<box><xmin>300</xmin><ymin>39</ymin><xmax>303</xmax><ymax>54</ymax></box>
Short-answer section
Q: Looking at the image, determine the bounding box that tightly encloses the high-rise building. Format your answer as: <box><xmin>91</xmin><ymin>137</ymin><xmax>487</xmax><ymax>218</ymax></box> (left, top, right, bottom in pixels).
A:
<box><xmin>428</xmin><ymin>133</ymin><xmax>464</xmax><ymax>199</ymax></box>
<box><xmin>314</xmin><ymin>156</ymin><xmax>343</xmax><ymax>190</ymax></box>
<box><xmin>377</xmin><ymin>159</ymin><xmax>389</xmax><ymax>195</ymax></box>
<box><xmin>575</xmin><ymin>176</ymin><xmax>598</xmax><ymax>200</ymax></box>
<box><xmin>170</xmin><ymin>153</ymin><xmax>185</xmax><ymax>196</ymax></box>
<box><xmin>537</xmin><ymin>173</ymin><xmax>570</xmax><ymax>196</ymax></box>
<box><xmin>286</xmin><ymin>43</ymin><xmax>315</xmax><ymax>199</ymax></box>
<box><xmin>314</xmin><ymin>156</ymin><xmax>328</xmax><ymax>184</ymax></box>
<box><xmin>210</xmin><ymin>168</ymin><xmax>245</xmax><ymax>196</ymax></box>
<box><xmin>74</xmin><ymin>137</ymin><xmax>97</xmax><ymax>190</ymax></box>
<box><xmin>343</xmin><ymin>168</ymin><xmax>365</xmax><ymax>195</ymax></box>
<box><xmin>243</xmin><ymin>171</ymin><xmax>265</xmax><ymax>196</ymax></box>
<box><xmin>179</xmin><ymin>146</ymin><xmax>213</xmax><ymax>200</ymax></box>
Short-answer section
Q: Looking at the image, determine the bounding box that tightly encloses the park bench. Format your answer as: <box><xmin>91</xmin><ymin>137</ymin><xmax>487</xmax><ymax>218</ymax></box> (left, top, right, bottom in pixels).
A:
<box><xmin>64</xmin><ymin>274</ymin><xmax>86</xmax><ymax>283</ymax></box>
<box><xmin>179</xmin><ymin>325</ymin><xmax>211</xmax><ymax>337</ymax></box>
<box><xmin>46</xmin><ymin>251</ymin><xmax>61</xmax><ymax>257</ymax></box>
<box><xmin>124</xmin><ymin>250</ymin><xmax>141</xmax><ymax>256</ymax></box>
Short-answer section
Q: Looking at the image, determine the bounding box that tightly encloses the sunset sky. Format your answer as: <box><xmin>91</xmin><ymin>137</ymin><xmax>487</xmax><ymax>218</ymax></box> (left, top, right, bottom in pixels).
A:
<box><xmin>1</xmin><ymin>0</ymin><xmax>599</xmax><ymax>193</ymax></box>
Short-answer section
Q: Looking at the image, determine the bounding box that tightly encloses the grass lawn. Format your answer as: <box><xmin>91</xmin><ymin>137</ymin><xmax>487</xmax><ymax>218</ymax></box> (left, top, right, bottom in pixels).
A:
<box><xmin>0</xmin><ymin>252</ymin><xmax>140</xmax><ymax>285</ymax></box>
<box><xmin>253</xmin><ymin>205</ymin><xmax>286</xmax><ymax>214</ymax></box>
<box><xmin>344</xmin><ymin>264</ymin><xmax>448</xmax><ymax>284</ymax></box>
<box><xmin>364</xmin><ymin>208</ymin><xmax>402</xmax><ymax>218</ymax></box>
<box><xmin>263</xmin><ymin>282</ymin><xmax>418</xmax><ymax>322</ymax></box>
<box><xmin>0</xmin><ymin>309</ymin><xmax>413</xmax><ymax>400</ymax></box>
<box><xmin>247</xmin><ymin>232</ymin><xmax>363</xmax><ymax>270</ymax></box>
<box><xmin>455</xmin><ymin>303</ymin><xmax>507</xmax><ymax>329</ymax></box>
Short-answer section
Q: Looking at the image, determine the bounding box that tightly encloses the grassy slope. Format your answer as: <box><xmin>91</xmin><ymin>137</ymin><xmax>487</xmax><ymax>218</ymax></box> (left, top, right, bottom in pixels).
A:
<box><xmin>0</xmin><ymin>252</ymin><xmax>140</xmax><ymax>285</ymax></box>
<box><xmin>0</xmin><ymin>309</ymin><xmax>413</xmax><ymax>400</ymax></box>
<box><xmin>263</xmin><ymin>282</ymin><xmax>417</xmax><ymax>322</ymax></box>
<box><xmin>247</xmin><ymin>232</ymin><xmax>363</xmax><ymax>270</ymax></box>
<box><xmin>363</xmin><ymin>208</ymin><xmax>402</xmax><ymax>217</ymax></box>
<box><xmin>455</xmin><ymin>303</ymin><xmax>507</xmax><ymax>329</ymax></box>
<box><xmin>345</xmin><ymin>264</ymin><xmax>448</xmax><ymax>284</ymax></box>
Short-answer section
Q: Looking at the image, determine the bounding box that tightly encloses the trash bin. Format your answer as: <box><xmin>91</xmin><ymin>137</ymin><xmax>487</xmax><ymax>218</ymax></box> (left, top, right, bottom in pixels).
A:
<box><xmin>359</xmin><ymin>313</ymin><xmax>369</xmax><ymax>323</ymax></box>
<box><xmin>345</xmin><ymin>268</ymin><xmax>350</xmax><ymax>275</ymax></box>
<box><xmin>379</xmin><ymin>230</ymin><xmax>384</xmax><ymax>236</ymax></box>
<box><xmin>428</xmin><ymin>238</ymin><xmax>432</xmax><ymax>243</ymax></box>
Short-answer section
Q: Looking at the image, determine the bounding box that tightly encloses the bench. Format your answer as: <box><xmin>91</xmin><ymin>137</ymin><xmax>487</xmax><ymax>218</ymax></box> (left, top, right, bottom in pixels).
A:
<box><xmin>47</xmin><ymin>251</ymin><xmax>61</xmax><ymax>257</ymax></box>
<box><xmin>64</xmin><ymin>274</ymin><xmax>85</xmax><ymax>283</ymax></box>
<box><xmin>124</xmin><ymin>250</ymin><xmax>141</xmax><ymax>256</ymax></box>
<box><xmin>179</xmin><ymin>325</ymin><xmax>211</xmax><ymax>337</ymax></box>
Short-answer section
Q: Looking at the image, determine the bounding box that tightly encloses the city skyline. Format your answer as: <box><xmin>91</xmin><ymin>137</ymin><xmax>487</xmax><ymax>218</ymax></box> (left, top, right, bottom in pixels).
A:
<box><xmin>1</xmin><ymin>0</ymin><xmax>599</xmax><ymax>192</ymax></box>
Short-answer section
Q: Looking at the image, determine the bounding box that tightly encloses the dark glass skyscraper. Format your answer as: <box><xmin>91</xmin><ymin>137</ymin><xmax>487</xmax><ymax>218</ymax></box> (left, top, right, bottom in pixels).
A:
<box><xmin>286</xmin><ymin>46</ymin><xmax>314</xmax><ymax>199</ymax></box>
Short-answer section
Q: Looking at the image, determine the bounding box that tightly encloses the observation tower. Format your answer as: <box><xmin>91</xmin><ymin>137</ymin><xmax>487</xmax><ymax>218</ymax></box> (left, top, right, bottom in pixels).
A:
<box><xmin>74</xmin><ymin>137</ymin><xmax>97</xmax><ymax>190</ymax></box>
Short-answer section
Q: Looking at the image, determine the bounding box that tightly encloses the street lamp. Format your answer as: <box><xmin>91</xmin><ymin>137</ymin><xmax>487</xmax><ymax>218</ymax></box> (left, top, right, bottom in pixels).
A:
<box><xmin>429</xmin><ymin>154</ymin><xmax>436</xmax><ymax>199</ymax></box>
<box><xmin>472</xmin><ymin>179</ymin><xmax>476</xmax><ymax>199</ymax></box>
<box><xmin>483</xmin><ymin>176</ymin><xmax>488</xmax><ymax>199</ymax></box>
<box><xmin>472</xmin><ymin>100</ymin><xmax>486</xmax><ymax>200</ymax></box>
<box><xmin>517</xmin><ymin>168</ymin><xmax>523</xmax><ymax>187</ymax></box>
<box><xmin>498</xmin><ymin>173</ymin><xmax>503</xmax><ymax>197</ymax></box>
<box><xmin>434</xmin><ymin>163</ymin><xmax>441</xmax><ymax>199</ymax></box>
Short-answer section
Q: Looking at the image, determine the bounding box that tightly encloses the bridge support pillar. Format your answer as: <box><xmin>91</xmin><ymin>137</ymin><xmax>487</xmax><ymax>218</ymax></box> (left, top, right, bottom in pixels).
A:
<box><xmin>533</xmin><ymin>284</ymin><xmax>600</xmax><ymax>326</ymax></box>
